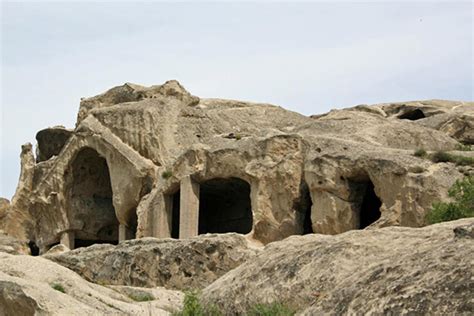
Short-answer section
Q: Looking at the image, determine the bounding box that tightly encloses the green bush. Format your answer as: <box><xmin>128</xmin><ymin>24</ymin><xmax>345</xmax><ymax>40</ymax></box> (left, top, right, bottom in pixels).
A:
<box><xmin>456</xmin><ymin>143</ymin><xmax>473</xmax><ymax>151</ymax></box>
<box><xmin>161</xmin><ymin>170</ymin><xmax>173</xmax><ymax>179</ymax></box>
<box><xmin>172</xmin><ymin>291</ymin><xmax>295</xmax><ymax>316</ymax></box>
<box><xmin>414</xmin><ymin>148</ymin><xmax>427</xmax><ymax>158</ymax></box>
<box><xmin>426</xmin><ymin>176</ymin><xmax>474</xmax><ymax>224</ymax></box>
<box><xmin>247</xmin><ymin>302</ymin><xmax>295</xmax><ymax>316</ymax></box>
<box><xmin>430</xmin><ymin>151</ymin><xmax>474</xmax><ymax>166</ymax></box>
<box><xmin>51</xmin><ymin>283</ymin><xmax>66</xmax><ymax>293</ymax></box>
<box><xmin>128</xmin><ymin>292</ymin><xmax>154</xmax><ymax>302</ymax></box>
<box><xmin>172</xmin><ymin>290</ymin><xmax>221</xmax><ymax>316</ymax></box>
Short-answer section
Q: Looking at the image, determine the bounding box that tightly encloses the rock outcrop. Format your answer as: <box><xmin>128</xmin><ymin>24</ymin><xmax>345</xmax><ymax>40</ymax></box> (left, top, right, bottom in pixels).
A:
<box><xmin>0</xmin><ymin>252</ymin><xmax>183</xmax><ymax>315</ymax></box>
<box><xmin>45</xmin><ymin>234</ymin><xmax>258</xmax><ymax>290</ymax></box>
<box><xmin>201</xmin><ymin>218</ymin><xmax>474</xmax><ymax>315</ymax></box>
<box><xmin>1</xmin><ymin>80</ymin><xmax>472</xmax><ymax>253</ymax></box>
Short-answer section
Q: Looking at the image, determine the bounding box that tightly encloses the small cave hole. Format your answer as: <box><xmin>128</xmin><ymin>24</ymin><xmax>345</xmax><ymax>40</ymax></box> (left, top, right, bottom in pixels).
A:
<box><xmin>299</xmin><ymin>183</ymin><xmax>314</xmax><ymax>234</ymax></box>
<box><xmin>198</xmin><ymin>178</ymin><xmax>253</xmax><ymax>234</ymax></box>
<box><xmin>359</xmin><ymin>181</ymin><xmax>382</xmax><ymax>229</ymax></box>
<box><xmin>28</xmin><ymin>241</ymin><xmax>39</xmax><ymax>256</ymax></box>
<box><xmin>398</xmin><ymin>109</ymin><xmax>425</xmax><ymax>121</ymax></box>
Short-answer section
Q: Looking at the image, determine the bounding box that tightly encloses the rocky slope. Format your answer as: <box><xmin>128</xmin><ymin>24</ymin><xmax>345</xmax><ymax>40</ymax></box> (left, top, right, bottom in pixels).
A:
<box><xmin>0</xmin><ymin>252</ymin><xmax>183</xmax><ymax>315</ymax></box>
<box><xmin>0</xmin><ymin>219</ymin><xmax>473</xmax><ymax>315</ymax></box>
<box><xmin>45</xmin><ymin>234</ymin><xmax>258</xmax><ymax>290</ymax></box>
<box><xmin>201</xmin><ymin>218</ymin><xmax>474</xmax><ymax>315</ymax></box>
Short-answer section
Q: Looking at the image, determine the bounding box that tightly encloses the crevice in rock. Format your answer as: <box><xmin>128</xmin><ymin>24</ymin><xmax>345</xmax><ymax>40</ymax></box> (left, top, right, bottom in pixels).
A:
<box><xmin>297</xmin><ymin>182</ymin><xmax>314</xmax><ymax>234</ymax></box>
<box><xmin>198</xmin><ymin>178</ymin><xmax>252</xmax><ymax>234</ymax></box>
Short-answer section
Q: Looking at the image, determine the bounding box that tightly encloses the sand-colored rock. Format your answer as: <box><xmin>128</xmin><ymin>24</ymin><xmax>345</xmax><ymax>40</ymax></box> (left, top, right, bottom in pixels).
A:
<box><xmin>201</xmin><ymin>218</ymin><xmax>474</xmax><ymax>315</ymax></box>
<box><xmin>2</xmin><ymin>80</ymin><xmax>472</xmax><ymax>252</ymax></box>
<box><xmin>0</xmin><ymin>252</ymin><xmax>183</xmax><ymax>315</ymax></box>
<box><xmin>45</xmin><ymin>233</ymin><xmax>259</xmax><ymax>290</ymax></box>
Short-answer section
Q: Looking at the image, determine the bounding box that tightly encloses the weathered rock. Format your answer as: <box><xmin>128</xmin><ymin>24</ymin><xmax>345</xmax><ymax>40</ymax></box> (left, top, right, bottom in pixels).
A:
<box><xmin>45</xmin><ymin>233</ymin><xmax>259</xmax><ymax>290</ymax></box>
<box><xmin>201</xmin><ymin>218</ymin><xmax>474</xmax><ymax>315</ymax></box>
<box><xmin>4</xmin><ymin>80</ymin><xmax>472</xmax><ymax>250</ymax></box>
<box><xmin>0</xmin><ymin>252</ymin><xmax>183</xmax><ymax>315</ymax></box>
<box><xmin>0</xmin><ymin>233</ymin><xmax>29</xmax><ymax>255</ymax></box>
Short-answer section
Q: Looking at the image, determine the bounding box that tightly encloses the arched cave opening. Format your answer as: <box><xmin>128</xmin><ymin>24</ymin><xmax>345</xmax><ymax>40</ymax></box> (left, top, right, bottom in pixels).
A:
<box><xmin>68</xmin><ymin>147</ymin><xmax>119</xmax><ymax>248</ymax></box>
<box><xmin>198</xmin><ymin>177</ymin><xmax>253</xmax><ymax>234</ymax></box>
<box><xmin>398</xmin><ymin>109</ymin><xmax>425</xmax><ymax>121</ymax></box>
<box><xmin>171</xmin><ymin>190</ymin><xmax>180</xmax><ymax>238</ymax></box>
<box><xmin>359</xmin><ymin>180</ymin><xmax>382</xmax><ymax>229</ymax></box>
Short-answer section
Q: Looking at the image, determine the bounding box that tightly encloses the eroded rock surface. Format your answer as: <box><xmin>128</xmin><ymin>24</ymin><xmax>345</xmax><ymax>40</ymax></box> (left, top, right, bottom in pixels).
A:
<box><xmin>45</xmin><ymin>233</ymin><xmax>259</xmax><ymax>290</ymax></box>
<box><xmin>201</xmin><ymin>218</ymin><xmax>474</xmax><ymax>315</ymax></box>
<box><xmin>2</xmin><ymin>80</ymin><xmax>472</xmax><ymax>251</ymax></box>
<box><xmin>0</xmin><ymin>252</ymin><xmax>183</xmax><ymax>315</ymax></box>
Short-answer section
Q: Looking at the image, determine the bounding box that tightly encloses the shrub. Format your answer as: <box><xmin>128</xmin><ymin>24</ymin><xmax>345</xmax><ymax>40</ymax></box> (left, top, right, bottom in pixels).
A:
<box><xmin>414</xmin><ymin>148</ymin><xmax>427</xmax><ymax>158</ymax></box>
<box><xmin>51</xmin><ymin>283</ymin><xmax>66</xmax><ymax>293</ymax></box>
<box><xmin>247</xmin><ymin>302</ymin><xmax>295</xmax><ymax>316</ymax></box>
<box><xmin>430</xmin><ymin>151</ymin><xmax>452</xmax><ymax>163</ymax></box>
<box><xmin>456</xmin><ymin>143</ymin><xmax>473</xmax><ymax>151</ymax></box>
<box><xmin>128</xmin><ymin>292</ymin><xmax>154</xmax><ymax>302</ymax></box>
<box><xmin>161</xmin><ymin>170</ymin><xmax>173</xmax><ymax>179</ymax></box>
<box><xmin>430</xmin><ymin>151</ymin><xmax>474</xmax><ymax>166</ymax></box>
<box><xmin>172</xmin><ymin>290</ymin><xmax>221</xmax><ymax>316</ymax></box>
<box><xmin>426</xmin><ymin>176</ymin><xmax>474</xmax><ymax>224</ymax></box>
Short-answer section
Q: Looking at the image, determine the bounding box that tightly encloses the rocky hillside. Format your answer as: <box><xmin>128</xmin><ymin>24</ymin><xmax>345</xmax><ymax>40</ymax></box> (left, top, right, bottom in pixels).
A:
<box><xmin>1</xmin><ymin>218</ymin><xmax>473</xmax><ymax>315</ymax></box>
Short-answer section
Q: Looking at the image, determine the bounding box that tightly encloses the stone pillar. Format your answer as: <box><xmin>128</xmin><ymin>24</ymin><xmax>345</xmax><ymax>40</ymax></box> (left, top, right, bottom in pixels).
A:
<box><xmin>157</xmin><ymin>194</ymin><xmax>173</xmax><ymax>238</ymax></box>
<box><xmin>60</xmin><ymin>231</ymin><xmax>75</xmax><ymax>249</ymax></box>
<box><xmin>179</xmin><ymin>176</ymin><xmax>200</xmax><ymax>239</ymax></box>
<box><xmin>119</xmin><ymin>224</ymin><xmax>134</xmax><ymax>241</ymax></box>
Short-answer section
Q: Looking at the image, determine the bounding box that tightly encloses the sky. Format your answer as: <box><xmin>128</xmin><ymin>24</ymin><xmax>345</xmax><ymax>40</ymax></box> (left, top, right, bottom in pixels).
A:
<box><xmin>1</xmin><ymin>1</ymin><xmax>472</xmax><ymax>199</ymax></box>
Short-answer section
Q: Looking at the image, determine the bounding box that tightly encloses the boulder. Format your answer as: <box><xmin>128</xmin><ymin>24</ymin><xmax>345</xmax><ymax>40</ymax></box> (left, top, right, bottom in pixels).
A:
<box><xmin>201</xmin><ymin>218</ymin><xmax>474</xmax><ymax>315</ymax></box>
<box><xmin>45</xmin><ymin>233</ymin><xmax>259</xmax><ymax>290</ymax></box>
<box><xmin>0</xmin><ymin>252</ymin><xmax>183</xmax><ymax>315</ymax></box>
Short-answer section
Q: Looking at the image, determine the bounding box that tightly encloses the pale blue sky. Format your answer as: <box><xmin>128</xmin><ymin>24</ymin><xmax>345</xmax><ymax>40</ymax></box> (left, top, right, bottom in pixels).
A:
<box><xmin>1</xmin><ymin>1</ymin><xmax>472</xmax><ymax>198</ymax></box>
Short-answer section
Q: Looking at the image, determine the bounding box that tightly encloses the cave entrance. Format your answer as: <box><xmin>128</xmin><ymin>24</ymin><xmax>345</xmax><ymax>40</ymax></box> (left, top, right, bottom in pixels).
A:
<box><xmin>198</xmin><ymin>178</ymin><xmax>253</xmax><ymax>234</ymax></box>
<box><xmin>351</xmin><ymin>179</ymin><xmax>382</xmax><ymax>229</ymax></box>
<box><xmin>298</xmin><ymin>182</ymin><xmax>314</xmax><ymax>234</ymax></box>
<box><xmin>68</xmin><ymin>147</ymin><xmax>119</xmax><ymax>248</ymax></box>
<box><xmin>359</xmin><ymin>181</ymin><xmax>382</xmax><ymax>228</ymax></box>
<box><xmin>170</xmin><ymin>190</ymin><xmax>180</xmax><ymax>238</ymax></box>
<box><xmin>398</xmin><ymin>109</ymin><xmax>425</xmax><ymax>120</ymax></box>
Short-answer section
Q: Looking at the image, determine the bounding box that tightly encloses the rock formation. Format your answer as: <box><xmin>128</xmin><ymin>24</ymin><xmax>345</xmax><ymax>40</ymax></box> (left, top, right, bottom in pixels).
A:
<box><xmin>0</xmin><ymin>80</ymin><xmax>472</xmax><ymax>253</ymax></box>
<box><xmin>201</xmin><ymin>218</ymin><xmax>474</xmax><ymax>315</ymax></box>
<box><xmin>45</xmin><ymin>234</ymin><xmax>258</xmax><ymax>290</ymax></box>
<box><xmin>0</xmin><ymin>82</ymin><xmax>472</xmax><ymax>314</ymax></box>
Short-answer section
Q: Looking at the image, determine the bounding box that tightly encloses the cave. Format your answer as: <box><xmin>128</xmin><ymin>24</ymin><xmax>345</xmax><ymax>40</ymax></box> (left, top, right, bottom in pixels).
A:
<box><xmin>68</xmin><ymin>148</ymin><xmax>119</xmax><ymax>248</ymax></box>
<box><xmin>359</xmin><ymin>181</ymin><xmax>382</xmax><ymax>229</ymax></box>
<box><xmin>171</xmin><ymin>190</ymin><xmax>180</xmax><ymax>238</ymax></box>
<box><xmin>298</xmin><ymin>183</ymin><xmax>314</xmax><ymax>234</ymax></box>
<box><xmin>397</xmin><ymin>109</ymin><xmax>425</xmax><ymax>121</ymax></box>
<box><xmin>198</xmin><ymin>178</ymin><xmax>252</xmax><ymax>234</ymax></box>
<box><xmin>28</xmin><ymin>241</ymin><xmax>39</xmax><ymax>256</ymax></box>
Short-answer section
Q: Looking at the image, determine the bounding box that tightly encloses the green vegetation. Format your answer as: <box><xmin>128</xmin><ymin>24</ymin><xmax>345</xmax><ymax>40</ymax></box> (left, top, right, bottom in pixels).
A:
<box><xmin>161</xmin><ymin>170</ymin><xmax>173</xmax><ymax>179</ymax></box>
<box><xmin>430</xmin><ymin>151</ymin><xmax>474</xmax><ymax>166</ymax></box>
<box><xmin>172</xmin><ymin>291</ymin><xmax>295</xmax><ymax>316</ymax></box>
<box><xmin>51</xmin><ymin>283</ymin><xmax>66</xmax><ymax>293</ymax></box>
<box><xmin>426</xmin><ymin>176</ymin><xmax>474</xmax><ymax>224</ymax></box>
<box><xmin>172</xmin><ymin>290</ymin><xmax>220</xmax><ymax>316</ymax></box>
<box><xmin>128</xmin><ymin>292</ymin><xmax>155</xmax><ymax>302</ymax></box>
<box><xmin>414</xmin><ymin>148</ymin><xmax>427</xmax><ymax>158</ymax></box>
<box><xmin>247</xmin><ymin>302</ymin><xmax>295</xmax><ymax>316</ymax></box>
<box><xmin>455</xmin><ymin>143</ymin><xmax>473</xmax><ymax>151</ymax></box>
